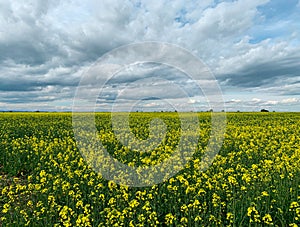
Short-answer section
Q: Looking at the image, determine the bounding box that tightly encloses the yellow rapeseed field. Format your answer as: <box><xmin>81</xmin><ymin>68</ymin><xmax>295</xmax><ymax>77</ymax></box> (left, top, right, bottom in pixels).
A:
<box><xmin>1</xmin><ymin>112</ymin><xmax>300</xmax><ymax>226</ymax></box>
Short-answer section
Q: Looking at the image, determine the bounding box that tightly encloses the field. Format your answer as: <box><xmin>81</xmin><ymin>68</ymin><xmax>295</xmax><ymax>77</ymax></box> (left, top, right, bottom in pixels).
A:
<box><xmin>1</xmin><ymin>112</ymin><xmax>300</xmax><ymax>226</ymax></box>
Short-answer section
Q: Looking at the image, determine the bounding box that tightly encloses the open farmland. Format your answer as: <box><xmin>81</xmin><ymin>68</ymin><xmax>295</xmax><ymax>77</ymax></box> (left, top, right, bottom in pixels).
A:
<box><xmin>1</xmin><ymin>112</ymin><xmax>300</xmax><ymax>226</ymax></box>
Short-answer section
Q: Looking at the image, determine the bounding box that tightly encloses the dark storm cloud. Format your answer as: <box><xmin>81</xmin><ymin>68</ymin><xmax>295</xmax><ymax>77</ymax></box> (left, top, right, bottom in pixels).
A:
<box><xmin>0</xmin><ymin>79</ymin><xmax>40</xmax><ymax>92</ymax></box>
<box><xmin>0</xmin><ymin>64</ymin><xmax>82</xmax><ymax>92</ymax></box>
<box><xmin>0</xmin><ymin>1</ymin><xmax>133</xmax><ymax>103</ymax></box>
<box><xmin>220</xmin><ymin>53</ymin><xmax>300</xmax><ymax>88</ymax></box>
<box><xmin>0</xmin><ymin>85</ymin><xmax>74</xmax><ymax>104</ymax></box>
<box><xmin>0</xmin><ymin>1</ymin><xmax>66</xmax><ymax>66</ymax></box>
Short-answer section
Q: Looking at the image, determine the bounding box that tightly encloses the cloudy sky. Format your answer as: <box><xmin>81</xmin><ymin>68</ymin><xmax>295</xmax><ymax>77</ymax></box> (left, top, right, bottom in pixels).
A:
<box><xmin>0</xmin><ymin>0</ymin><xmax>299</xmax><ymax>112</ymax></box>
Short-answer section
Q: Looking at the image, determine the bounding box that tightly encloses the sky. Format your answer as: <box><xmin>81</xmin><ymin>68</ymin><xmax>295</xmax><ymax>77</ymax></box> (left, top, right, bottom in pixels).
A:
<box><xmin>0</xmin><ymin>0</ymin><xmax>300</xmax><ymax>112</ymax></box>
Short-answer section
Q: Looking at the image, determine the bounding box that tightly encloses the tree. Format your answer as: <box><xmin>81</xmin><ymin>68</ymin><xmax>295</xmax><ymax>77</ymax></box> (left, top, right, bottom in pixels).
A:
<box><xmin>261</xmin><ymin>109</ymin><xmax>269</xmax><ymax>112</ymax></box>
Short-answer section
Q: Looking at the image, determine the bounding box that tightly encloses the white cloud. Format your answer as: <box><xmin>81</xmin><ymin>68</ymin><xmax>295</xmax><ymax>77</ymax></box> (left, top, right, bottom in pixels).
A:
<box><xmin>230</xmin><ymin>99</ymin><xmax>242</xmax><ymax>103</ymax></box>
<box><xmin>265</xmin><ymin>100</ymin><xmax>279</xmax><ymax>105</ymax></box>
<box><xmin>252</xmin><ymin>98</ymin><xmax>261</xmax><ymax>103</ymax></box>
<box><xmin>281</xmin><ymin>98</ymin><xmax>299</xmax><ymax>104</ymax></box>
<box><xmin>188</xmin><ymin>99</ymin><xmax>196</xmax><ymax>104</ymax></box>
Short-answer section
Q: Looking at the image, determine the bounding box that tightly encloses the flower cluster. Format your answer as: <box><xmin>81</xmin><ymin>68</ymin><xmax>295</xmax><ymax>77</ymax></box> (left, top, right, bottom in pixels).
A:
<box><xmin>1</xmin><ymin>112</ymin><xmax>300</xmax><ymax>226</ymax></box>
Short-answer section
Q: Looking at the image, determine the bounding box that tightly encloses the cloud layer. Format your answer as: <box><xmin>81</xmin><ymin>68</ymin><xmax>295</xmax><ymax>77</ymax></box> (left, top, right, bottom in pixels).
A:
<box><xmin>0</xmin><ymin>0</ymin><xmax>299</xmax><ymax>111</ymax></box>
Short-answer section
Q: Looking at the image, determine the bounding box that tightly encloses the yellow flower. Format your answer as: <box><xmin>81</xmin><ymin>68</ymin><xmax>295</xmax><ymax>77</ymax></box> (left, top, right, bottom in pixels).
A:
<box><xmin>289</xmin><ymin>224</ymin><xmax>298</xmax><ymax>227</ymax></box>
<box><xmin>27</xmin><ymin>200</ymin><xmax>33</xmax><ymax>207</ymax></box>
<box><xmin>262</xmin><ymin>214</ymin><xmax>272</xmax><ymax>224</ymax></box>
<box><xmin>59</xmin><ymin>206</ymin><xmax>69</xmax><ymax>220</ymax></box>
<box><xmin>180</xmin><ymin>204</ymin><xmax>188</xmax><ymax>213</ymax></box>
<box><xmin>290</xmin><ymin>202</ymin><xmax>299</xmax><ymax>209</ymax></box>
<box><xmin>99</xmin><ymin>194</ymin><xmax>105</xmax><ymax>201</ymax></box>
<box><xmin>129</xmin><ymin>220</ymin><xmax>135</xmax><ymax>227</ymax></box>
<box><xmin>228</xmin><ymin>176</ymin><xmax>238</xmax><ymax>185</ymax></box>
<box><xmin>180</xmin><ymin>217</ymin><xmax>188</xmax><ymax>224</ymax></box>
<box><xmin>129</xmin><ymin>199</ymin><xmax>139</xmax><ymax>208</ymax></box>
<box><xmin>2</xmin><ymin>203</ymin><xmax>10</xmax><ymax>214</ymax></box>
<box><xmin>194</xmin><ymin>216</ymin><xmax>202</xmax><ymax>222</ymax></box>
<box><xmin>108</xmin><ymin>198</ymin><xmax>116</xmax><ymax>205</ymax></box>
<box><xmin>108</xmin><ymin>181</ymin><xmax>117</xmax><ymax>190</ymax></box>
<box><xmin>76</xmin><ymin>200</ymin><xmax>84</xmax><ymax>209</ymax></box>
<box><xmin>76</xmin><ymin>214</ymin><xmax>92</xmax><ymax>227</ymax></box>
<box><xmin>226</xmin><ymin>212</ymin><xmax>234</xmax><ymax>221</ymax></box>
<box><xmin>165</xmin><ymin>213</ymin><xmax>176</xmax><ymax>225</ymax></box>
<box><xmin>39</xmin><ymin>170</ymin><xmax>46</xmax><ymax>178</ymax></box>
